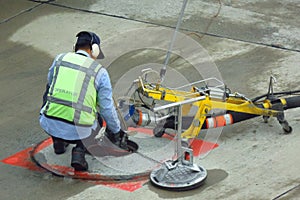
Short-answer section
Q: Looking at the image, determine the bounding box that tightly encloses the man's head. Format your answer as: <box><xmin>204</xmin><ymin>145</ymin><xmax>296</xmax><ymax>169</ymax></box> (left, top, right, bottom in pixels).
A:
<box><xmin>74</xmin><ymin>31</ymin><xmax>105</xmax><ymax>59</ymax></box>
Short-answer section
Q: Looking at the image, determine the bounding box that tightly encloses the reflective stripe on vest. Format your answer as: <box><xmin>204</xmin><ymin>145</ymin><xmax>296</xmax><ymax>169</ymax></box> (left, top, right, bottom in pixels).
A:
<box><xmin>44</xmin><ymin>52</ymin><xmax>102</xmax><ymax>126</ymax></box>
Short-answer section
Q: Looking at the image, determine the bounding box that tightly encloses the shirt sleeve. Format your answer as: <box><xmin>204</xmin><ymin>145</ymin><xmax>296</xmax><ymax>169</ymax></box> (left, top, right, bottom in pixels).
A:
<box><xmin>95</xmin><ymin>68</ymin><xmax>121</xmax><ymax>133</ymax></box>
<box><xmin>40</xmin><ymin>55</ymin><xmax>59</xmax><ymax>110</ymax></box>
<box><xmin>47</xmin><ymin>53</ymin><xmax>64</xmax><ymax>85</ymax></box>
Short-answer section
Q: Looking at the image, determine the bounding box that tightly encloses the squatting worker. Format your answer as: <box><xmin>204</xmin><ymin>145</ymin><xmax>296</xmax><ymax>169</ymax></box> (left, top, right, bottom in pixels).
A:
<box><xmin>39</xmin><ymin>31</ymin><xmax>128</xmax><ymax>171</ymax></box>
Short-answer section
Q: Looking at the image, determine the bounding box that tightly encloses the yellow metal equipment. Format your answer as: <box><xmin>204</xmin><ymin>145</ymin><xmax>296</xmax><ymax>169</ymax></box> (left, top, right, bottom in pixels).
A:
<box><xmin>129</xmin><ymin>70</ymin><xmax>292</xmax><ymax>138</ymax></box>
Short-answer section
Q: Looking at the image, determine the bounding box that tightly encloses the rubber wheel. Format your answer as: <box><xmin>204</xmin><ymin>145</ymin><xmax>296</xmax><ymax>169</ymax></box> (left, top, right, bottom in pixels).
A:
<box><xmin>283</xmin><ymin>126</ymin><xmax>293</xmax><ymax>134</ymax></box>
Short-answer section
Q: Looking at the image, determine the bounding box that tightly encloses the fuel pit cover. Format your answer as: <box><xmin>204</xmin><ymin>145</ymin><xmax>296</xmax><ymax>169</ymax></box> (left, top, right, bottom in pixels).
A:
<box><xmin>31</xmin><ymin>127</ymin><xmax>177</xmax><ymax>180</ymax></box>
<box><xmin>150</xmin><ymin>161</ymin><xmax>207</xmax><ymax>191</ymax></box>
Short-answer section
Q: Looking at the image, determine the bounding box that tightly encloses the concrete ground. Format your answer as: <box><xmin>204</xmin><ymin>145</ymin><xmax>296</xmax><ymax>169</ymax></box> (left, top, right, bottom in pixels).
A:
<box><xmin>0</xmin><ymin>0</ymin><xmax>299</xmax><ymax>199</ymax></box>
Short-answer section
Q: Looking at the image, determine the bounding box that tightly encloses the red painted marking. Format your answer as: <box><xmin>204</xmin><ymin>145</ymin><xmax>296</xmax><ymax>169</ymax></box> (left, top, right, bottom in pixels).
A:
<box><xmin>1</xmin><ymin>127</ymin><xmax>218</xmax><ymax>192</ymax></box>
<box><xmin>100</xmin><ymin>180</ymin><xmax>148</xmax><ymax>192</ymax></box>
<box><xmin>189</xmin><ymin>139</ymin><xmax>219</xmax><ymax>156</ymax></box>
<box><xmin>35</xmin><ymin>137</ymin><xmax>52</xmax><ymax>152</ymax></box>
<box><xmin>128</xmin><ymin>127</ymin><xmax>177</xmax><ymax>140</ymax></box>
<box><xmin>1</xmin><ymin>147</ymin><xmax>43</xmax><ymax>171</ymax></box>
<box><xmin>1</xmin><ymin>137</ymin><xmax>52</xmax><ymax>171</ymax></box>
<box><xmin>129</xmin><ymin>127</ymin><xmax>219</xmax><ymax>156</ymax></box>
<box><xmin>128</xmin><ymin>127</ymin><xmax>153</xmax><ymax>134</ymax></box>
<box><xmin>1</xmin><ymin>145</ymin><xmax>147</xmax><ymax>191</ymax></box>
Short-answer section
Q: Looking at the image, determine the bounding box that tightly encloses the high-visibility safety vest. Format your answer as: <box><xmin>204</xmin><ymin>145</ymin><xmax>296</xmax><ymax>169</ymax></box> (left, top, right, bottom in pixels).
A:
<box><xmin>43</xmin><ymin>52</ymin><xmax>102</xmax><ymax>126</ymax></box>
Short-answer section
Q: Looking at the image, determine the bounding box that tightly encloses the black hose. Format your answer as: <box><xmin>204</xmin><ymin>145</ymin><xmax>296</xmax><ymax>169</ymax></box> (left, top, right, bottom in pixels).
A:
<box><xmin>285</xmin><ymin>96</ymin><xmax>300</xmax><ymax>110</ymax></box>
<box><xmin>252</xmin><ymin>90</ymin><xmax>300</xmax><ymax>102</ymax></box>
<box><xmin>225</xmin><ymin>111</ymin><xmax>258</xmax><ymax>126</ymax></box>
<box><xmin>203</xmin><ymin>96</ymin><xmax>300</xmax><ymax>128</ymax></box>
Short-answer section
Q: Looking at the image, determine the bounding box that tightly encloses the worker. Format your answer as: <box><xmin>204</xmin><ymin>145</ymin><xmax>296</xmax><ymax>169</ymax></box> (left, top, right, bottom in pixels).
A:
<box><xmin>39</xmin><ymin>31</ymin><xmax>129</xmax><ymax>171</ymax></box>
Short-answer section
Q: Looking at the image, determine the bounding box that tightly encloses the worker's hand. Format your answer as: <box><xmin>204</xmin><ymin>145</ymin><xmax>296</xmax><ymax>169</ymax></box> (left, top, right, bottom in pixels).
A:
<box><xmin>118</xmin><ymin>129</ymin><xmax>129</xmax><ymax>150</ymax></box>
<box><xmin>105</xmin><ymin>129</ymin><xmax>129</xmax><ymax>150</ymax></box>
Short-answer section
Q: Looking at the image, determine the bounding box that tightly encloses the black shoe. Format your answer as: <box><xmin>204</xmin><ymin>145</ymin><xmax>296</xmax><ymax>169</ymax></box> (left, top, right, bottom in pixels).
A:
<box><xmin>71</xmin><ymin>147</ymin><xmax>88</xmax><ymax>171</ymax></box>
<box><xmin>53</xmin><ymin>140</ymin><xmax>69</xmax><ymax>154</ymax></box>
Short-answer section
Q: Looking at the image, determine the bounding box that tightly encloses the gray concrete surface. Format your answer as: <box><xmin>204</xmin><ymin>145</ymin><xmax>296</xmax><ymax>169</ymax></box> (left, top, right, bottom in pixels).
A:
<box><xmin>0</xmin><ymin>0</ymin><xmax>299</xmax><ymax>199</ymax></box>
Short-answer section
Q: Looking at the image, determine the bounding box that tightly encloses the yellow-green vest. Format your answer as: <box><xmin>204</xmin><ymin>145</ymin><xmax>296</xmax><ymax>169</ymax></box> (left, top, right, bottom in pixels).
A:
<box><xmin>44</xmin><ymin>52</ymin><xmax>102</xmax><ymax>126</ymax></box>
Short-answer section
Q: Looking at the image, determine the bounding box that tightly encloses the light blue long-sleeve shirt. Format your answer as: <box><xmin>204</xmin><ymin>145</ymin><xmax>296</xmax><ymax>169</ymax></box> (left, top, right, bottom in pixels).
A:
<box><xmin>39</xmin><ymin>50</ymin><xmax>120</xmax><ymax>140</ymax></box>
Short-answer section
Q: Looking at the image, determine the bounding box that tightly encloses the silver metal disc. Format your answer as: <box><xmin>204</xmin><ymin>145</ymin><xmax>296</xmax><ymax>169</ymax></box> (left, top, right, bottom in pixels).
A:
<box><xmin>150</xmin><ymin>163</ymin><xmax>207</xmax><ymax>191</ymax></box>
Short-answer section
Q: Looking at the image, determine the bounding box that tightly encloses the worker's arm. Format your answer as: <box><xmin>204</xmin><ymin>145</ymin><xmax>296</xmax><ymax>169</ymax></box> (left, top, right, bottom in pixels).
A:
<box><xmin>95</xmin><ymin>68</ymin><xmax>121</xmax><ymax>134</ymax></box>
<box><xmin>41</xmin><ymin>55</ymin><xmax>61</xmax><ymax>108</ymax></box>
